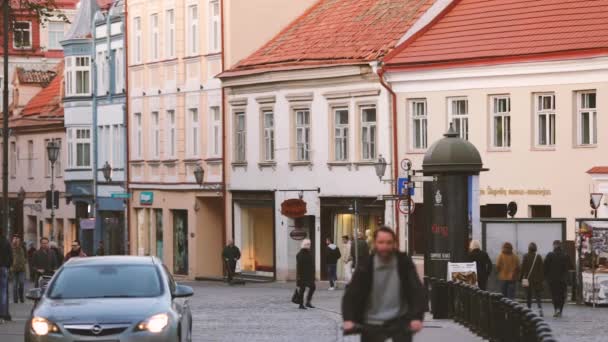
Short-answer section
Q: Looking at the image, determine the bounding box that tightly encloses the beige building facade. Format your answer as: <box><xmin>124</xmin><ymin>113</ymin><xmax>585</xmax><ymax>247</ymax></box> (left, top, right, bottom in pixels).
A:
<box><xmin>127</xmin><ymin>0</ymin><xmax>316</xmax><ymax>279</ymax></box>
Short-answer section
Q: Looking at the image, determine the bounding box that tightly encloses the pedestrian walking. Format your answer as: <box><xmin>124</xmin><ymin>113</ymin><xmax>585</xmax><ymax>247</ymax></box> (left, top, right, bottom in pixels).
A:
<box><xmin>342</xmin><ymin>226</ymin><xmax>426</xmax><ymax>342</ymax></box>
<box><xmin>342</xmin><ymin>235</ymin><xmax>353</xmax><ymax>283</ymax></box>
<box><xmin>64</xmin><ymin>240</ymin><xmax>87</xmax><ymax>263</ymax></box>
<box><xmin>296</xmin><ymin>239</ymin><xmax>316</xmax><ymax>310</ymax></box>
<box><xmin>10</xmin><ymin>235</ymin><xmax>27</xmax><ymax>304</ymax></box>
<box><xmin>544</xmin><ymin>240</ymin><xmax>571</xmax><ymax>317</ymax></box>
<box><xmin>33</xmin><ymin>237</ymin><xmax>59</xmax><ymax>285</ymax></box>
<box><xmin>27</xmin><ymin>243</ymin><xmax>36</xmax><ymax>281</ymax></box>
<box><xmin>0</xmin><ymin>233</ymin><xmax>13</xmax><ymax>321</ymax></box>
<box><xmin>496</xmin><ymin>242</ymin><xmax>520</xmax><ymax>299</ymax></box>
<box><xmin>222</xmin><ymin>240</ymin><xmax>241</xmax><ymax>283</ymax></box>
<box><xmin>520</xmin><ymin>242</ymin><xmax>544</xmax><ymax>316</ymax></box>
<box><xmin>326</xmin><ymin>238</ymin><xmax>341</xmax><ymax>290</ymax></box>
<box><xmin>351</xmin><ymin>232</ymin><xmax>370</xmax><ymax>270</ymax></box>
<box><xmin>468</xmin><ymin>240</ymin><xmax>492</xmax><ymax>290</ymax></box>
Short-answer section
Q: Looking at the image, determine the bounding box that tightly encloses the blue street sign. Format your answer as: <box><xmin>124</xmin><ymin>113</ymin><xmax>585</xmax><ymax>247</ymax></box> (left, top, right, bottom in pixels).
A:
<box><xmin>398</xmin><ymin>177</ymin><xmax>415</xmax><ymax>196</ymax></box>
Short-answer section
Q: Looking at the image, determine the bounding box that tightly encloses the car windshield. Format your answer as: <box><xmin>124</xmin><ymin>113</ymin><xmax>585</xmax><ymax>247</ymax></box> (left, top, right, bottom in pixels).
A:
<box><xmin>47</xmin><ymin>265</ymin><xmax>163</xmax><ymax>299</ymax></box>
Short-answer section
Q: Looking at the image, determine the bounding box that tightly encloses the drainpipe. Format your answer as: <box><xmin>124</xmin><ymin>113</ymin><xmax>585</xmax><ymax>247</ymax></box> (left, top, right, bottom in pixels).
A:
<box><xmin>92</xmin><ymin>9</ymin><xmax>100</xmax><ymax>253</ymax></box>
<box><xmin>377</xmin><ymin>66</ymin><xmax>402</xmax><ymax>251</ymax></box>
<box><xmin>107</xmin><ymin>8</ymin><xmax>112</xmax><ymax>103</ymax></box>
<box><xmin>123</xmin><ymin>0</ymin><xmax>131</xmax><ymax>255</ymax></box>
<box><xmin>220</xmin><ymin>0</ymin><xmax>227</xmax><ymax>246</ymax></box>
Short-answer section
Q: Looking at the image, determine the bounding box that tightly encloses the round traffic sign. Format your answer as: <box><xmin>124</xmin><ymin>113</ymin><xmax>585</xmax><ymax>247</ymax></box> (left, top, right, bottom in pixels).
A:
<box><xmin>398</xmin><ymin>198</ymin><xmax>415</xmax><ymax>215</ymax></box>
<box><xmin>400</xmin><ymin>158</ymin><xmax>412</xmax><ymax>172</ymax></box>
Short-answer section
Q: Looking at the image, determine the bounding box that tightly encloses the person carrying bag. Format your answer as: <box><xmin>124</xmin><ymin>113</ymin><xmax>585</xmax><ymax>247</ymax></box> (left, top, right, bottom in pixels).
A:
<box><xmin>521</xmin><ymin>242</ymin><xmax>544</xmax><ymax>316</ymax></box>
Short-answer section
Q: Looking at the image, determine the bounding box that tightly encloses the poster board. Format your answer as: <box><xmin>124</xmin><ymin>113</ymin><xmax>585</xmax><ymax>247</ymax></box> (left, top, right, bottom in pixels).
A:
<box><xmin>447</xmin><ymin>262</ymin><xmax>478</xmax><ymax>286</ymax></box>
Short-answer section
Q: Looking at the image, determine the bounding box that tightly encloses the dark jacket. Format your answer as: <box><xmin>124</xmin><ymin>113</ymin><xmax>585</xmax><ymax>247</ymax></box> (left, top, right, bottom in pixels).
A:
<box><xmin>342</xmin><ymin>252</ymin><xmax>426</xmax><ymax>323</ymax></box>
<box><xmin>296</xmin><ymin>248</ymin><xmax>315</xmax><ymax>287</ymax></box>
<box><xmin>51</xmin><ymin>247</ymin><xmax>64</xmax><ymax>265</ymax></box>
<box><xmin>222</xmin><ymin>245</ymin><xmax>241</xmax><ymax>261</ymax></box>
<box><xmin>0</xmin><ymin>236</ymin><xmax>13</xmax><ymax>268</ymax></box>
<box><xmin>64</xmin><ymin>249</ymin><xmax>87</xmax><ymax>263</ymax></box>
<box><xmin>33</xmin><ymin>248</ymin><xmax>58</xmax><ymax>273</ymax></box>
<box><xmin>468</xmin><ymin>248</ymin><xmax>492</xmax><ymax>283</ymax></box>
<box><xmin>350</xmin><ymin>239</ymin><xmax>370</xmax><ymax>268</ymax></box>
<box><xmin>544</xmin><ymin>247</ymin><xmax>571</xmax><ymax>283</ymax></box>
<box><xmin>520</xmin><ymin>252</ymin><xmax>544</xmax><ymax>290</ymax></box>
<box><xmin>11</xmin><ymin>244</ymin><xmax>27</xmax><ymax>273</ymax></box>
<box><xmin>326</xmin><ymin>244</ymin><xmax>342</xmax><ymax>265</ymax></box>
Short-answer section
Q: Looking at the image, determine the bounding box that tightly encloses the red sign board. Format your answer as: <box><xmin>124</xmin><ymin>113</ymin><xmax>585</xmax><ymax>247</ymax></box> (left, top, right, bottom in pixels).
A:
<box><xmin>281</xmin><ymin>199</ymin><xmax>307</xmax><ymax>218</ymax></box>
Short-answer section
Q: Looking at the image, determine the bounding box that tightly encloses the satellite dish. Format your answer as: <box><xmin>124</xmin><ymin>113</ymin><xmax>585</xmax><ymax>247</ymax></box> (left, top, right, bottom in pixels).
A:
<box><xmin>507</xmin><ymin>201</ymin><xmax>517</xmax><ymax>218</ymax></box>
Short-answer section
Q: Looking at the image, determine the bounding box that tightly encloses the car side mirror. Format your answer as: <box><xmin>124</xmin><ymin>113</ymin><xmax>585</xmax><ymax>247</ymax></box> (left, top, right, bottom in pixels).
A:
<box><xmin>26</xmin><ymin>288</ymin><xmax>43</xmax><ymax>301</ymax></box>
<box><xmin>172</xmin><ymin>284</ymin><xmax>194</xmax><ymax>298</ymax></box>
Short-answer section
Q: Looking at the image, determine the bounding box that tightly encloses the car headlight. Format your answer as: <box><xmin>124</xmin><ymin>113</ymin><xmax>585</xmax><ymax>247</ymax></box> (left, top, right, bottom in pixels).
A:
<box><xmin>31</xmin><ymin>317</ymin><xmax>60</xmax><ymax>336</ymax></box>
<box><xmin>136</xmin><ymin>313</ymin><xmax>169</xmax><ymax>333</ymax></box>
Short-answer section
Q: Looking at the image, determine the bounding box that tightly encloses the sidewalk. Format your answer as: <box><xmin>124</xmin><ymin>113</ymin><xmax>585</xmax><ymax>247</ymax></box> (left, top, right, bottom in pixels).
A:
<box><xmin>0</xmin><ymin>302</ymin><xmax>31</xmax><ymax>342</ymax></box>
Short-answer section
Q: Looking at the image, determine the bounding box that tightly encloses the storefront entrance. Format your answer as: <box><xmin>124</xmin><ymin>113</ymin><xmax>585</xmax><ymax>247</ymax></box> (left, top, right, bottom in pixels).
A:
<box><xmin>172</xmin><ymin>210</ymin><xmax>189</xmax><ymax>275</ymax></box>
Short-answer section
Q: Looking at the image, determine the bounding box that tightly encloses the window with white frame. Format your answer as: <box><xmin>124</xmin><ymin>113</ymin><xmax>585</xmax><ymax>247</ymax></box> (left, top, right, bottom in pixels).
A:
<box><xmin>535</xmin><ymin>93</ymin><xmax>556</xmax><ymax>146</ymax></box>
<box><xmin>334</xmin><ymin>107</ymin><xmax>349</xmax><ymax>161</ymax></box>
<box><xmin>448</xmin><ymin>97</ymin><xmax>469</xmax><ymax>140</ymax></box>
<box><xmin>27</xmin><ymin>140</ymin><xmax>34</xmax><ymax>178</ymax></box>
<box><xmin>360</xmin><ymin>105</ymin><xmax>377</xmax><ymax>160</ymax></box>
<box><xmin>187</xmin><ymin>108</ymin><xmax>199</xmax><ymax>157</ymax></box>
<box><xmin>165</xmin><ymin>9</ymin><xmax>175</xmax><ymax>58</ymax></box>
<box><xmin>9</xmin><ymin>142</ymin><xmax>16</xmax><ymax>177</ymax></box>
<box><xmin>113</xmin><ymin>48</ymin><xmax>124</xmax><ymax>93</ymax></box>
<box><xmin>112</xmin><ymin>126</ymin><xmax>123</xmax><ymax>168</ymax></box>
<box><xmin>166</xmin><ymin>110</ymin><xmax>176</xmax><ymax>158</ymax></box>
<box><xmin>151</xmin><ymin>111</ymin><xmax>160</xmax><ymax>159</ymax></box>
<box><xmin>97</xmin><ymin>51</ymin><xmax>108</xmax><ymax>95</ymax></box>
<box><xmin>65</xmin><ymin>56</ymin><xmax>91</xmax><ymax>96</ymax></box>
<box><xmin>150</xmin><ymin>13</ymin><xmax>159</xmax><ymax>60</ymax></box>
<box><xmin>48</xmin><ymin>22</ymin><xmax>65</xmax><ymax>50</ymax></box>
<box><xmin>577</xmin><ymin>91</ymin><xmax>597</xmax><ymax>146</ymax></box>
<box><xmin>262</xmin><ymin>110</ymin><xmax>274</xmax><ymax>162</ymax></box>
<box><xmin>491</xmin><ymin>95</ymin><xmax>511</xmax><ymax>148</ymax></box>
<box><xmin>133</xmin><ymin>113</ymin><xmax>142</xmax><ymax>158</ymax></box>
<box><xmin>295</xmin><ymin>109</ymin><xmax>311</xmax><ymax>161</ymax></box>
<box><xmin>410</xmin><ymin>99</ymin><xmax>427</xmax><ymax>150</ymax></box>
<box><xmin>14</xmin><ymin>22</ymin><xmax>32</xmax><ymax>49</ymax></box>
<box><xmin>210</xmin><ymin>106</ymin><xmax>221</xmax><ymax>157</ymax></box>
<box><xmin>133</xmin><ymin>17</ymin><xmax>142</xmax><ymax>63</ymax></box>
<box><xmin>67</xmin><ymin>128</ymin><xmax>91</xmax><ymax>168</ymax></box>
<box><xmin>209</xmin><ymin>0</ymin><xmax>220</xmax><ymax>52</ymax></box>
<box><xmin>234</xmin><ymin>111</ymin><xmax>246</xmax><ymax>162</ymax></box>
<box><xmin>187</xmin><ymin>5</ymin><xmax>199</xmax><ymax>55</ymax></box>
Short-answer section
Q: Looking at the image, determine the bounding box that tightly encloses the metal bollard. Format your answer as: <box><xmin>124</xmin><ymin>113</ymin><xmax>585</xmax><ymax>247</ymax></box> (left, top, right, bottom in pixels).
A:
<box><xmin>488</xmin><ymin>293</ymin><xmax>503</xmax><ymax>342</ymax></box>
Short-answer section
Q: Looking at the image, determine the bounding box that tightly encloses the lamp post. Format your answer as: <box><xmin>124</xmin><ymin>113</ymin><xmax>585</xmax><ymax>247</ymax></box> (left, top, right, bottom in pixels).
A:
<box><xmin>374</xmin><ymin>154</ymin><xmax>388</xmax><ymax>181</ymax></box>
<box><xmin>102</xmin><ymin>161</ymin><xmax>112</xmax><ymax>182</ymax></box>
<box><xmin>590</xmin><ymin>193</ymin><xmax>603</xmax><ymax>218</ymax></box>
<box><xmin>193</xmin><ymin>164</ymin><xmax>205</xmax><ymax>187</ymax></box>
<box><xmin>47</xmin><ymin>140</ymin><xmax>60</xmax><ymax>241</ymax></box>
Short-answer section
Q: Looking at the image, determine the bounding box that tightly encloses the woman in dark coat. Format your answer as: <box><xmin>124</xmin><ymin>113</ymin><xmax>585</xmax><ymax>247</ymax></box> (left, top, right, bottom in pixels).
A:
<box><xmin>296</xmin><ymin>239</ymin><xmax>315</xmax><ymax>310</ymax></box>
<box><xmin>521</xmin><ymin>242</ymin><xmax>544</xmax><ymax>316</ymax></box>
<box><xmin>468</xmin><ymin>240</ymin><xmax>492</xmax><ymax>290</ymax></box>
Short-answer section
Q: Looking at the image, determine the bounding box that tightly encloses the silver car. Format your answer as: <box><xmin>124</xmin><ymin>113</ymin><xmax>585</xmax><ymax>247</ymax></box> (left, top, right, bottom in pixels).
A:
<box><xmin>25</xmin><ymin>256</ymin><xmax>193</xmax><ymax>342</ymax></box>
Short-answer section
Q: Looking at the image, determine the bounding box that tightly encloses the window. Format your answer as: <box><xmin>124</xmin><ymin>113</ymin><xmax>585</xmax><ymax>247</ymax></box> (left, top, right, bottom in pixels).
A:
<box><xmin>234</xmin><ymin>111</ymin><xmax>246</xmax><ymax>162</ymax></box>
<box><xmin>334</xmin><ymin>108</ymin><xmax>349</xmax><ymax>161</ymax></box>
<box><xmin>262</xmin><ymin>110</ymin><xmax>274</xmax><ymax>162</ymax></box>
<box><xmin>97</xmin><ymin>51</ymin><xmax>108</xmax><ymax>95</ymax></box>
<box><xmin>165</xmin><ymin>9</ymin><xmax>175</xmax><ymax>58</ymax></box>
<box><xmin>67</xmin><ymin>128</ymin><xmax>91</xmax><ymax>168</ymax></box>
<box><xmin>65</xmin><ymin>56</ymin><xmax>91</xmax><ymax>96</ymax></box>
<box><xmin>529</xmin><ymin>205</ymin><xmax>551</xmax><ymax>218</ymax></box>
<box><xmin>27</xmin><ymin>140</ymin><xmax>34</xmax><ymax>178</ymax></box>
<box><xmin>166</xmin><ymin>110</ymin><xmax>176</xmax><ymax>158</ymax></box>
<box><xmin>48</xmin><ymin>22</ymin><xmax>65</xmax><ymax>50</ymax></box>
<box><xmin>151</xmin><ymin>112</ymin><xmax>160</xmax><ymax>159</ymax></box>
<box><xmin>209</xmin><ymin>0</ymin><xmax>220</xmax><ymax>52</ymax></box>
<box><xmin>410</xmin><ymin>99</ymin><xmax>427</xmax><ymax>150</ymax></box>
<box><xmin>187</xmin><ymin>108</ymin><xmax>199</xmax><ymax>157</ymax></box>
<box><xmin>9</xmin><ymin>142</ymin><xmax>16</xmax><ymax>177</ymax></box>
<box><xmin>295</xmin><ymin>109</ymin><xmax>311</xmax><ymax>161</ymax></box>
<box><xmin>491</xmin><ymin>96</ymin><xmax>511</xmax><ymax>148</ymax></box>
<box><xmin>150</xmin><ymin>14</ymin><xmax>159</xmax><ymax>60</ymax></box>
<box><xmin>113</xmin><ymin>49</ymin><xmax>124</xmax><ymax>93</ymax></box>
<box><xmin>55</xmin><ymin>138</ymin><xmax>62</xmax><ymax>176</ymax></box>
<box><xmin>187</xmin><ymin>5</ymin><xmax>199</xmax><ymax>55</ymax></box>
<box><xmin>14</xmin><ymin>22</ymin><xmax>32</xmax><ymax>49</ymax></box>
<box><xmin>448</xmin><ymin>97</ymin><xmax>469</xmax><ymax>140</ymax></box>
<box><xmin>535</xmin><ymin>93</ymin><xmax>556</xmax><ymax>146</ymax></box>
<box><xmin>577</xmin><ymin>91</ymin><xmax>597</xmax><ymax>146</ymax></box>
<box><xmin>133</xmin><ymin>113</ymin><xmax>142</xmax><ymax>158</ymax></box>
<box><xmin>360</xmin><ymin>106</ymin><xmax>377</xmax><ymax>160</ymax></box>
<box><xmin>210</xmin><ymin>107</ymin><xmax>221</xmax><ymax>157</ymax></box>
<box><xmin>133</xmin><ymin>17</ymin><xmax>142</xmax><ymax>63</ymax></box>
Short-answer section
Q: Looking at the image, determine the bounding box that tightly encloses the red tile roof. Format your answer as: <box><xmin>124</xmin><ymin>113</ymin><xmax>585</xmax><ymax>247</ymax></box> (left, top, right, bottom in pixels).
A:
<box><xmin>385</xmin><ymin>0</ymin><xmax>608</xmax><ymax>70</ymax></box>
<box><xmin>223</xmin><ymin>0</ymin><xmax>435</xmax><ymax>77</ymax></box>
<box><xmin>588</xmin><ymin>167</ymin><xmax>608</xmax><ymax>175</ymax></box>
<box><xmin>97</xmin><ymin>0</ymin><xmax>114</xmax><ymax>10</ymax></box>
<box><xmin>22</xmin><ymin>62</ymin><xmax>64</xmax><ymax>117</ymax></box>
<box><xmin>16</xmin><ymin>68</ymin><xmax>56</xmax><ymax>86</ymax></box>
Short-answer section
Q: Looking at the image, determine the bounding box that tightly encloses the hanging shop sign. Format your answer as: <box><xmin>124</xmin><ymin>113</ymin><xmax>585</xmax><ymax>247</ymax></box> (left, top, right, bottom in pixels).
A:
<box><xmin>140</xmin><ymin>191</ymin><xmax>154</xmax><ymax>205</ymax></box>
<box><xmin>289</xmin><ymin>229</ymin><xmax>308</xmax><ymax>241</ymax></box>
<box><xmin>281</xmin><ymin>199</ymin><xmax>307</xmax><ymax>218</ymax></box>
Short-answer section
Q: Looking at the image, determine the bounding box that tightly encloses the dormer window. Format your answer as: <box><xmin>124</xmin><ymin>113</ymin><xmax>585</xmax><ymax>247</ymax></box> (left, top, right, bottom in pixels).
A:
<box><xmin>65</xmin><ymin>56</ymin><xmax>91</xmax><ymax>96</ymax></box>
<box><xmin>14</xmin><ymin>22</ymin><xmax>32</xmax><ymax>49</ymax></box>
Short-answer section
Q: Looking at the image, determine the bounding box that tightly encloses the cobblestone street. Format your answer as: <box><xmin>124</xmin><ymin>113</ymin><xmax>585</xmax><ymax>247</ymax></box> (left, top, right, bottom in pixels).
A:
<box><xmin>544</xmin><ymin>304</ymin><xmax>608</xmax><ymax>342</ymax></box>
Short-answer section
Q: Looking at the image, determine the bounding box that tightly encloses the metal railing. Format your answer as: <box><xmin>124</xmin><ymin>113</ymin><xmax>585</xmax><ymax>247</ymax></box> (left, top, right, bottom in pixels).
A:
<box><xmin>425</xmin><ymin>277</ymin><xmax>557</xmax><ymax>342</ymax></box>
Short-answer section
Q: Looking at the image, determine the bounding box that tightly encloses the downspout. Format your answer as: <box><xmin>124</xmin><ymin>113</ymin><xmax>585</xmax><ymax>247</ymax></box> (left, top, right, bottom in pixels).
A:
<box><xmin>220</xmin><ymin>0</ymin><xmax>227</xmax><ymax>246</ymax></box>
<box><xmin>377</xmin><ymin>66</ymin><xmax>401</xmax><ymax>249</ymax></box>
<box><xmin>92</xmin><ymin>9</ymin><xmax>99</xmax><ymax>251</ymax></box>
<box><xmin>123</xmin><ymin>0</ymin><xmax>131</xmax><ymax>255</ymax></box>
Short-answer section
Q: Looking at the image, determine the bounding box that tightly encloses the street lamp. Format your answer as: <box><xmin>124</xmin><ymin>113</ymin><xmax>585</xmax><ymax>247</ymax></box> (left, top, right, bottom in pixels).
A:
<box><xmin>193</xmin><ymin>164</ymin><xmax>205</xmax><ymax>187</ymax></box>
<box><xmin>17</xmin><ymin>187</ymin><xmax>25</xmax><ymax>201</ymax></box>
<box><xmin>374</xmin><ymin>154</ymin><xmax>388</xmax><ymax>181</ymax></box>
<box><xmin>47</xmin><ymin>140</ymin><xmax>60</xmax><ymax>241</ymax></box>
<box><xmin>590</xmin><ymin>193</ymin><xmax>604</xmax><ymax>218</ymax></box>
<box><xmin>102</xmin><ymin>161</ymin><xmax>112</xmax><ymax>182</ymax></box>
